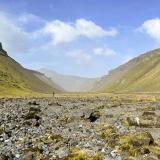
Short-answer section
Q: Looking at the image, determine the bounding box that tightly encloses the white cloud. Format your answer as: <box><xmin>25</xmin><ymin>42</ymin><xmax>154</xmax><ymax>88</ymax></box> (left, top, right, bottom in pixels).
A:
<box><xmin>76</xmin><ymin>19</ymin><xmax>117</xmax><ymax>38</ymax></box>
<box><xmin>0</xmin><ymin>11</ymin><xmax>118</xmax><ymax>64</ymax></box>
<box><xmin>66</xmin><ymin>50</ymin><xmax>92</xmax><ymax>65</ymax></box>
<box><xmin>43</xmin><ymin>20</ymin><xmax>77</xmax><ymax>45</ymax></box>
<box><xmin>43</xmin><ymin>19</ymin><xmax>118</xmax><ymax>45</ymax></box>
<box><xmin>94</xmin><ymin>47</ymin><xmax>116</xmax><ymax>56</ymax></box>
<box><xmin>138</xmin><ymin>18</ymin><xmax>160</xmax><ymax>41</ymax></box>
<box><xmin>0</xmin><ymin>12</ymin><xmax>29</xmax><ymax>54</ymax></box>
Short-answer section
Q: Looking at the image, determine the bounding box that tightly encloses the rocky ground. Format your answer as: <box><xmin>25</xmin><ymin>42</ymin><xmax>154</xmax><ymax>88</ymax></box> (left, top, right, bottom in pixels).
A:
<box><xmin>0</xmin><ymin>95</ymin><xmax>160</xmax><ymax>160</ymax></box>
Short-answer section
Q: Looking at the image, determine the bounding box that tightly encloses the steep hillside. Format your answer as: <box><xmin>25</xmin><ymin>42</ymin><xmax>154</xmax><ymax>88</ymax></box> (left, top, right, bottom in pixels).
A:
<box><xmin>0</xmin><ymin>45</ymin><xmax>62</xmax><ymax>96</ymax></box>
<box><xmin>39</xmin><ymin>69</ymin><xmax>99</xmax><ymax>92</ymax></box>
<box><xmin>32</xmin><ymin>70</ymin><xmax>64</xmax><ymax>92</ymax></box>
<box><xmin>93</xmin><ymin>49</ymin><xmax>160</xmax><ymax>93</ymax></box>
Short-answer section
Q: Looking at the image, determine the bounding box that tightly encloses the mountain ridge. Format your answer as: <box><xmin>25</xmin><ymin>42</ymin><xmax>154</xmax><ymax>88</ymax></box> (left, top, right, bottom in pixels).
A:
<box><xmin>39</xmin><ymin>68</ymin><xmax>99</xmax><ymax>92</ymax></box>
<box><xmin>1</xmin><ymin>41</ymin><xmax>160</xmax><ymax>95</ymax></box>
<box><xmin>93</xmin><ymin>48</ymin><xmax>160</xmax><ymax>93</ymax></box>
<box><xmin>0</xmin><ymin>43</ymin><xmax>63</xmax><ymax>96</ymax></box>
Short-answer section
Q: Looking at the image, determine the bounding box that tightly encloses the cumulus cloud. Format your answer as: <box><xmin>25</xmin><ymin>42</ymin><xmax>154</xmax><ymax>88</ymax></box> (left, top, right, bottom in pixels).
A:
<box><xmin>43</xmin><ymin>19</ymin><xmax>118</xmax><ymax>45</ymax></box>
<box><xmin>0</xmin><ymin>12</ymin><xmax>29</xmax><ymax>54</ymax></box>
<box><xmin>76</xmin><ymin>19</ymin><xmax>117</xmax><ymax>38</ymax></box>
<box><xmin>66</xmin><ymin>50</ymin><xmax>92</xmax><ymax>65</ymax></box>
<box><xmin>0</xmin><ymin>11</ymin><xmax>118</xmax><ymax>63</ymax></box>
<box><xmin>94</xmin><ymin>47</ymin><xmax>116</xmax><ymax>56</ymax></box>
<box><xmin>138</xmin><ymin>18</ymin><xmax>160</xmax><ymax>41</ymax></box>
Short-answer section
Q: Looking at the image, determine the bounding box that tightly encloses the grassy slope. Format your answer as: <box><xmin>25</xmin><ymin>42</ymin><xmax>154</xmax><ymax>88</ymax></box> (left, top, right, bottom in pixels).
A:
<box><xmin>99</xmin><ymin>49</ymin><xmax>160</xmax><ymax>93</ymax></box>
<box><xmin>0</xmin><ymin>54</ymin><xmax>61</xmax><ymax>96</ymax></box>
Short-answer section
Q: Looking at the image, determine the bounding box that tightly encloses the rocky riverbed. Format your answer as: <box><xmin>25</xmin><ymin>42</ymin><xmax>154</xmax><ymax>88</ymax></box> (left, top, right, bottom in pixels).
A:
<box><xmin>0</xmin><ymin>95</ymin><xmax>160</xmax><ymax>160</ymax></box>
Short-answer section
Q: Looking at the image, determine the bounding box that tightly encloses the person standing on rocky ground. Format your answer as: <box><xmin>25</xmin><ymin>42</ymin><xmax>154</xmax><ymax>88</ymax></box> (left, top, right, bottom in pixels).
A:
<box><xmin>53</xmin><ymin>91</ymin><xmax>55</xmax><ymax>98</ymax></box>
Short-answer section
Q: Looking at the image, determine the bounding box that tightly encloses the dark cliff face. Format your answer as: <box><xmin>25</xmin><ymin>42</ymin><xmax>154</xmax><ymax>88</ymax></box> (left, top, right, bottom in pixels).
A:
<box><xmin>0</xmin><ymin>42</ymin><xmax>8</xmax><ymax>56</ymax></box>
<box><xmin>0</xmin><ymin>42</ymin><xmax>2</xmax><ymax>49</ymax></box>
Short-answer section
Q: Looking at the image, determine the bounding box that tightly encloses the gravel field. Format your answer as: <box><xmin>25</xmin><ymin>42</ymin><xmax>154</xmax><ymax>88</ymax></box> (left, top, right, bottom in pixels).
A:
<box><xmin>0</xmin><ymin>96</ymin><xmax>160</xmax><ymax>160</ymax></box>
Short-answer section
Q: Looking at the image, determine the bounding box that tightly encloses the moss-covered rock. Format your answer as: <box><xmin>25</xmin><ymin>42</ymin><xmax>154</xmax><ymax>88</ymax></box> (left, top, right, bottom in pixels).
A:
<box><xmin>131</xmin><ymin>131</ymin><xmax>154</xmax><ymax>147</ymax></box>
<box><xmin>119</xmin><ymin>131</ymin><xmax>154</xmax><ymax>157</ymax></box>
<box><xmin>22</xmin><ymin>147</ymin><xmax>44</xmax><ymax>160</ymax></box>
<box><xmin>142</xmin><ymin>111</ymin><xmax>156</xmax><ymax>117</ymax></box>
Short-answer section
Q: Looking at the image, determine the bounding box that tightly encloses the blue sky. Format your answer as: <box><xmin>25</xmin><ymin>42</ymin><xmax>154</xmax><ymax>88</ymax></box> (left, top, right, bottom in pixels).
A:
<box><xmin>0</xmin><ymin>0</ymin><xmax>160</xmax><ymax>77</ymax></box>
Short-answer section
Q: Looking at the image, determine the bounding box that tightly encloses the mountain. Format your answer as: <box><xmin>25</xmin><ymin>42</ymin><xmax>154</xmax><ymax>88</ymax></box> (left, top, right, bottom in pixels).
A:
<box><xmin>0</xmin><ymin>43</ymin><xmax>62</xmax><ymax>96</ymax></box>
<box><xmin>93</xmin><ymin>48</ymin><xmax>160</xmax><ymax>93</ymax></box>
<box><xmin>31</xmin><ymin>70</ymin><xmax>64</xmax><ymax>91</ymax></box>
<box><xmin>39</xmin><ymin>69</ymin><xmax>99</xmax><ymax>92</ymax></box>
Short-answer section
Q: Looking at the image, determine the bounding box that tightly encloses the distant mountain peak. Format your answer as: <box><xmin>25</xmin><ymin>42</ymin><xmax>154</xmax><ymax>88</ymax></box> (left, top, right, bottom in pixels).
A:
<box><xmin>39</xmin><ymin>68</ymin><xmax>99</xmax><ymax>92</ymax></box>
<box><xmin>0</xmin><ymin>42</ymin><xmax>8</xmax><ymax>56</ymax></box>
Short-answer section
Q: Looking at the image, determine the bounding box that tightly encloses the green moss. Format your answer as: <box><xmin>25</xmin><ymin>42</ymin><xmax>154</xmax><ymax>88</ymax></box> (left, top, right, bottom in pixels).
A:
<box><xmin>64</xmin><ymin>148</ymin><xmax>102</xmax><ymax>160</ymax></box>
<box><xmin>102</xmin><ymin>126</ymin><xmax>119</xmax><ymax>147</ymax></box>
<box><xmin>33</xmin><ymin>134</ymin><xmax>63</xmax><ymax>145</ymax></box>
<box><xmin>119</xmin><ymin>135</ymin><xmax>141</xmax><ymax>156</ymax></box>
<box><xmin>119</xmin><ymin>131</ymin><xmax>154</xmax><ymax>157</ymax></box>
<box><xmin>136</xmin><ymin>106</ymin><xmax>156</xmax><ymax>112</ymax></box>
<box><xmin>148</xmin><ymin>139</ymin><xmax>160</xmax><ymax>158</ymax></box>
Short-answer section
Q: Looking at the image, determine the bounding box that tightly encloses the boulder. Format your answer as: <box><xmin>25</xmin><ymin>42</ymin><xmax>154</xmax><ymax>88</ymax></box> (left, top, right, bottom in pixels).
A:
<box><xmin>131</xmin><ymin>131</ymin><xmax>154</xmax><ymax>147</ymax></box>
<box><xmin>88</xmin><ymin>110</ymin><xmax>101</xmax><ymax>122</ymax></box>
<box><xmin>126</xmin><ymin>117</ymin><xmax>138</xmax><ymax>126</ymax></box>
<box><xmin>142</xmin><ymin>111</ymin><xmax>156</xmax><ymax>117</ymax></box>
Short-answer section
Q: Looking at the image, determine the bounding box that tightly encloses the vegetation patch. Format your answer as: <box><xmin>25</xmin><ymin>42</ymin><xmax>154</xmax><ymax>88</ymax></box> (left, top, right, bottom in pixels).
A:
<box><xmin>64</xmin><ymin>148</ymin><xmax>102</xmax><ymax>160</ymax></box>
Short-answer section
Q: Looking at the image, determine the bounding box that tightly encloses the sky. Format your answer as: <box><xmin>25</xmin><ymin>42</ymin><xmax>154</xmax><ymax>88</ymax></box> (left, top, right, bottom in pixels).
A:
<box><xmin>0</xmin><ymin>0</ymin><xmax>160</xmax><ymax>77</ymax></box>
